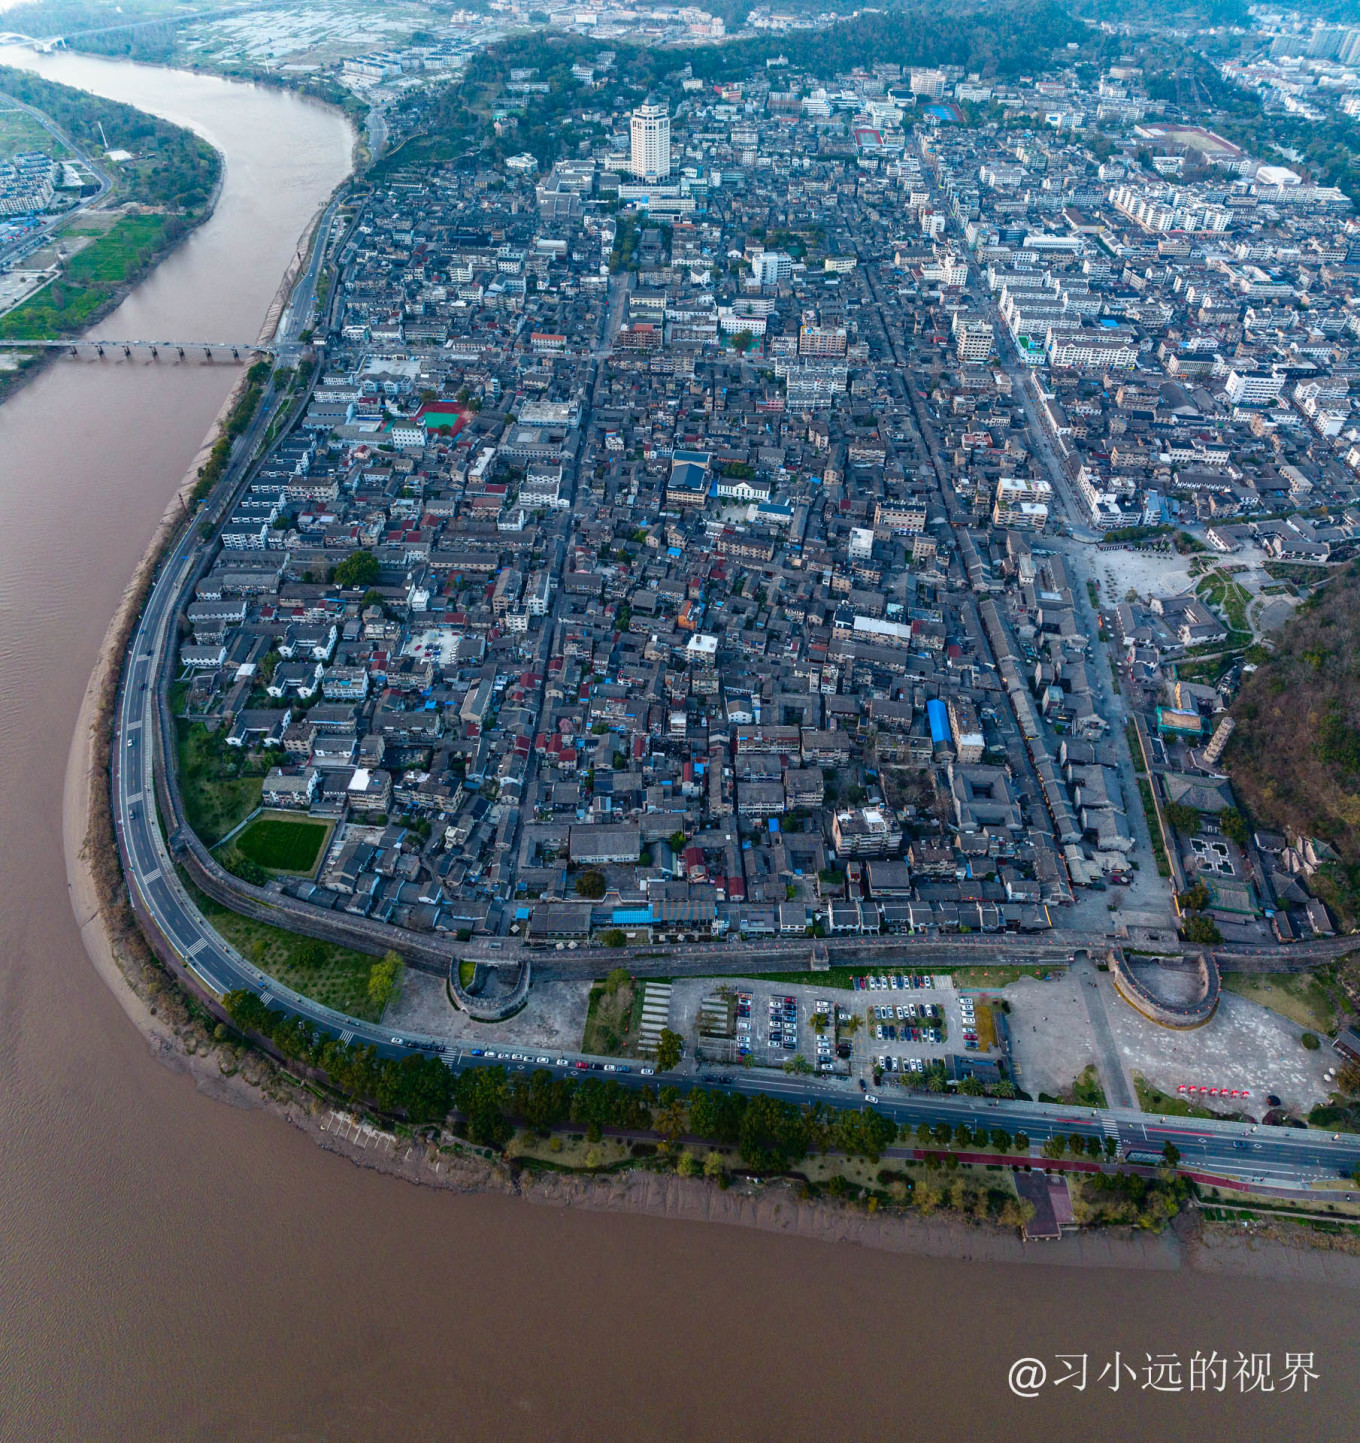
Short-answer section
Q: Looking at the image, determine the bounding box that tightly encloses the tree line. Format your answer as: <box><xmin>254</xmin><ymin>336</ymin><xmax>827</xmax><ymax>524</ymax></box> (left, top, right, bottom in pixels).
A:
<box><xmin>219</xmin><ymin>993</ymin><xmax>1064</xmax><ymax>1175</ymax></box>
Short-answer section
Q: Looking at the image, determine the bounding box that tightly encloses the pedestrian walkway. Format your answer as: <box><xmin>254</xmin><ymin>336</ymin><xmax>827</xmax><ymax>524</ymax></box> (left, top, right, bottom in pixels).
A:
<box><xmin>1073</xmin><ymin>955</ymin><xmax>1137</xmax><ymax>1110</ymax></box>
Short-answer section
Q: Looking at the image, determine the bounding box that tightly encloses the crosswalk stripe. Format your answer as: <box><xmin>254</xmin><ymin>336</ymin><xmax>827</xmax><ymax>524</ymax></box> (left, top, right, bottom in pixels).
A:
<box><xmin>127</xmin><ymin>792</ymin><xmax>143</xmax><ymax>805</ymax></box>
<box><xmin>340</xmin><ymin>1029</ymin><xmax>355</xmax><ymax>1044</ymax></box>
<box><xmin>143</xmin><ymin>867</ymin><xmax>161</xmax><ymax>884</ymax></box>
<box><xmin>185</xmin><ymin>938</ymin><xmax>206</xmax><ymax>957</ymax></box>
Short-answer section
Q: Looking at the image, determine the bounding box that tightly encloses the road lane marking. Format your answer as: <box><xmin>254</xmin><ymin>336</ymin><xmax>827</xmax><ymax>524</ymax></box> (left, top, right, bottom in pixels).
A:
<box><xmin>127</xmin><ymin>792</ymin><xmax>143</xmax><ymax>805</ymax></box>
<box><xmin>143</xmin><ymin>868</ymin><xmax>161</xmax><ymax>884</ymax></box>
<box><xmin>187</xmin><ymin>962</ymin><xmax>223</xmax><ymax>998</ymax></box>
<box><xmin>185</xmin><ymin>938</ymin><xmax>206</xmax><ymax>957</ymax></box>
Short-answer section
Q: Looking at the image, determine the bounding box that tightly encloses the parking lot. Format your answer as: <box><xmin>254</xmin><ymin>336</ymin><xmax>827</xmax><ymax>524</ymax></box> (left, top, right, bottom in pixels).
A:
<box><xmin>668</xmin><ymin>978</ymin><xmax>853</xmax><ymax>1074</ymax></box>
<box><xmin>850</xmin><ymin>972</ymin><xmax>975</xmax><ymax>1084</ymax></box>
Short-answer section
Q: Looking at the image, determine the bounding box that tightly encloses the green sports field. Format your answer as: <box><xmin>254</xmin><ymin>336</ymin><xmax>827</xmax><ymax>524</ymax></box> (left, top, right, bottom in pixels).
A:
<box><xmin>234</xmin><ymin>817</ymin><xmax>329</xmax><ymax>873</ymax></box>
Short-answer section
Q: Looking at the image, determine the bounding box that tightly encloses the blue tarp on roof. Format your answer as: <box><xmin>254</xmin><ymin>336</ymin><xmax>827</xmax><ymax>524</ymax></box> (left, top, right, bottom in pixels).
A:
<box><xmin>927</xmin><ymin>697</ymin><xmax>949</xmax><ymax>745</ymax></box>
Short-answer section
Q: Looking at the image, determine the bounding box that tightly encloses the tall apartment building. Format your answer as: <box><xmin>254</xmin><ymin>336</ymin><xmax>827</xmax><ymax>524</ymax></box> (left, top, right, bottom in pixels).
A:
<box><xmin>629</xmin><ymin>100</ymin><xmax>670</xmax><ymax>180</ymax></box>
<box><xmin>952</xmin><ymin>313</ymin><xmax>994</xmax><ymax>361</ymax></box>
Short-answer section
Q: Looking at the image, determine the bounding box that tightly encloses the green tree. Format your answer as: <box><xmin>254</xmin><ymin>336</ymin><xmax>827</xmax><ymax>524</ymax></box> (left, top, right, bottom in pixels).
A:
<box><xmin>1177</xmin><ymin>880</ymin><xmax>1211</xmax><ymax>913</ymax></box>
<box><xmin>1162</xmin><ymin>1141</ymin><xmax>1181</xmax><ymax>1169</ymax></box>
<box><xmin>367</xmin><ymin>949</ymin><xmax>404</xmax><ymax>1014</ymax></box>
<box><xmin>1163</xmin><ymin>801</ymin><xmax>1201</xmax><ymax>837</ymax></box>
<box><xmin>656</xmin><ymin>1027</ymin><xmax>684</xmax><ymax>1072</ymax></box>
<box><xmin>1181</xmin><ymin>915</ymin><xmax>1223</xmax><ymax>946</ymax></box>
<box><xmin>601</xmin><ymin>928</ymin><xmax>626</xmax><ymax>948</ymax></box>
<box><xmin>1219</xmin><ymin>807</ymin><xmax>1250</xmax><ymax>848</ymax></box>
<box><xmin>604</xmin><ymin>967</ymin><xmax>630</xmax><ymax>994</ymax></box>
<box><xmin>959</xmin><ymin>1075</ymin><xmax>985</xmax><ymax>1096</ymax></box>
<box><xmin>452</xmin><ymin>1065</ymin><xmax>511</xmax><ymax>1147</ymax></box>
<box><xmin>333</xmin><ymin>549</ymin><xmax>380</xmax><ymax>589</ymax></box>
<box><xmin>738</xmin><ymin>1094</ymin><xmax>807</xmax><ymax>1172</ymax></box>
<box><xmin>575</xmin><ymin>869</ymin><xmax>607</xmax><ymax>899</ymax></box>
<box><xmin>656</xmin><ymin>1091</ymin><xmax>687</xmax><ymax>1150</ymax></box>
<box><xmin>290</xmin><ymin>938</ymin><xmax>326</xmax><ymax>969</ymax></box>
<box><xmin>1104</xmin><ymin>1136</ymin><xmax>1119</xmax><ymax>1161</ymax></box>
<box><xmin>703</xmin><ymin>1149</ymin><xmax>725</xmax><ymax>1180</ymax></box>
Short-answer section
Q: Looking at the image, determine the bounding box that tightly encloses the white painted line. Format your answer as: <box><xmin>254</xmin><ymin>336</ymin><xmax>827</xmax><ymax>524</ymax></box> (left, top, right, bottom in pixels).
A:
<box><xmin>143</xmin><ymin>867</ymin><xmax>161</xmax><ymax>884</ymax></box>
<box><xmin>185</xmin><ymin>938</ymin><xmax>206</xmax><ymax>957</ymax></box>
<box><xmin>187</xmin><ymin>962</ymin><xmax>223</xmax><ymax>999</ymax></box>
<box><xmin>126</xmin><ymin>719</ymin><xmax>142</xmax><ymax>730</ymax></box>
<box><xmin>127</xmin><ymin>792</ymin><xmax>143</xmax><ymax>805</ymax></box>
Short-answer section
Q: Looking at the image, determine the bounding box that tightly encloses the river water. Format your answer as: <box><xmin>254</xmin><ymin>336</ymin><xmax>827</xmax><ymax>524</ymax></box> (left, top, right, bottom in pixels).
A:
<box><xmin>0</xmin><ymin>48</ymin><xmax>1355</xmax><ymax>1443</ymax></box>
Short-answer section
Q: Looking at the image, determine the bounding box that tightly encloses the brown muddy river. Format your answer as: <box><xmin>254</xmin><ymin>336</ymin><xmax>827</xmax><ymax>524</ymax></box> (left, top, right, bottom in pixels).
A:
<box><xmin>0</xmin><ymin>46</ymin><xmax>1354</xmax><ymax>1442</ymax></box>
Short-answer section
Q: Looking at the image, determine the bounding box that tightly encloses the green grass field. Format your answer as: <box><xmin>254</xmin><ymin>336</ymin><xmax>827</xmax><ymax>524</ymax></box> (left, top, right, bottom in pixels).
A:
<box><xmin>1221</xmin><ymin>970</ymin><xmax>1339</xmax><ymax>1035</ymax></box>
<box><xmin>234</xmin><ymin>817</ymin><xmax>329</xmax><ymax>873</ymax></box>
<box><xmin>0</xmin><ymin>213</ymin><xmax>171</xmax><ymax>340</ymax></box>
<box><xmin>180</xmin><ymin>870</ymin><xmax>387</xmax><ymax>1022</ymax></box>
<box><xmin>177</xmin><ymin>721</ymin><xmax>262</xmax><ymax>846</ymax></box>
<box><xmin>0</xmin><ymin>109</ymin><xmax>63</xmax><ymax>160</ymax></box>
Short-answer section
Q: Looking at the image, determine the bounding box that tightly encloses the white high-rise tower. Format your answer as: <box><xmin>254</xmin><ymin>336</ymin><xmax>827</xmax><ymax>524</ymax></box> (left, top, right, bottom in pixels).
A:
<box><xmin>629</xmin><ymin>100</ymin><xmax>670</xmax><ymax>181</ymax></box>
